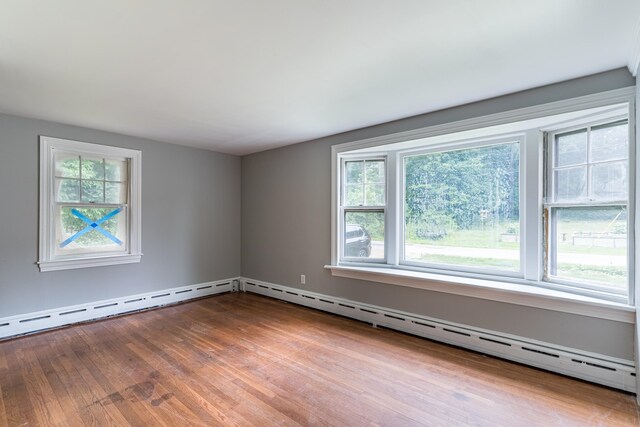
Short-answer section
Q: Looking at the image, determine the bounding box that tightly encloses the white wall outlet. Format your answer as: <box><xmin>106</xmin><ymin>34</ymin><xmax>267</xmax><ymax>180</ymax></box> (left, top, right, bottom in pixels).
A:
<box><xmin>300</xmin><ymin>274</ymin><xmax>306</xmax><ymax>285</ymax></box>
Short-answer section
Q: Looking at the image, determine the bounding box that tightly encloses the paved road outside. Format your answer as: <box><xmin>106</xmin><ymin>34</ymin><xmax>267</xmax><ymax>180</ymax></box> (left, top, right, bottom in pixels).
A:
<box><xmin>370</xmin><ymin>242</ymin><xmax>625</xmax><ymax>266</ymax></box>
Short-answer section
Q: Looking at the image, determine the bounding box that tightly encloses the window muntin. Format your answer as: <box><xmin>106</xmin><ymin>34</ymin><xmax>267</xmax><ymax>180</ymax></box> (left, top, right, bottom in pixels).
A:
<box><xmin>341</xmin><ymin>158</ymin><xmax>386</xmax><ymax>262</ymax></box>
<box><xmin>53</xmin><ymin>153</ymin><xmax>129</xmax><ymax>257</ymax></box>
<box><xmin>403</xmin><ymin>140</ymin><xmax>521</xmax><ymax>273</ymax></box>
<box><xmin>545</xmin><ymin>119</ymin><xmax>629</xmax><ymax>298</ymax></box>
<box><xmin>39</xmin><ymin>136</ymin><xmax>142</xmax><ymax>271</ymax></box>
<box><xmin>551</xmin><ymin>120</ymin><xmax>629</xmax><ymax>204</ymax></box>
<box><xmin>343</xmin><ymin>159</ymin><xmax>385</xmax><ymax>206</ymax></box>
<box><xmin>55</xmin><ymin>154</ymin><xmax>128</xmax><ymax>204</ymax></box>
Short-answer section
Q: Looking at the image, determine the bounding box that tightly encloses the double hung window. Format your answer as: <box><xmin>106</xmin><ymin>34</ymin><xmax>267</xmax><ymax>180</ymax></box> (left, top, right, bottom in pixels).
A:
<box><xmin>39</xmin><ymin>137</ymin><xmax>142</xmax><ymax>271</ymax></box>
<box><xmin>544</xmin><ymin>119</ymin><xmax>629</xmax><ymax>297</ymax></box>
<box><xmin>340</xmin><ymin>158</ymin><xmax>386</xmax><ymax>261</ymax></box>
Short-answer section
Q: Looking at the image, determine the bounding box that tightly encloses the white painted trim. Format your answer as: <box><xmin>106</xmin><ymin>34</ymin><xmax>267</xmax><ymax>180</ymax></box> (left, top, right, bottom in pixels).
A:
<box><xmin>241</xmin><ymin>277</ymin><xmax>636</xmax><ymax>393</ymax></box>
<box><xmin>129</xmin><ymin>141</ymin><xmax>143</xmax><ymax>258</ymax></box>
<box><xmin>330</xmin><ymin>145</ymin><xmax>338</xmax><ymax>265</ymax></box>
<box><xmin>0</xmin><ymin>278</ymin><xmax>237</xmax><ymax>340</ymax></box>
<box><xmin>332</xmin><ymin>87</ymin><xmax>636</xmax><ymax>154</ymax></box>
<box><xmin>634</xmin><ymin>83</ymin><xmax>640</xmax><ymax>404</ymax></box>
<box><xmin>523</xmin><ymin>129</ymin><xmax>544</xmax><ymax>282</ymax></box>
<box><xmin>38</xmin><ymin>136</ymin><xmax>143</xmax><ymax>272</ymax></box>
<box><xmin>325</xmin><ymin>265</ymin><xmax>634</xmax><ymax>323</ymax></box>
<box><xmin>37</xmin><ymin>254</ymin><xmax>143</xmax><ymax>272</ymax></box>
<box><xmin>628</xmin><ymin>16</ymin><xmax>640</xmax><ymax>77</ymax></box>
<box><xmin>628</xmin><ymin>95</ymin><xmax>638</xmax><ymax>308</ymax></box>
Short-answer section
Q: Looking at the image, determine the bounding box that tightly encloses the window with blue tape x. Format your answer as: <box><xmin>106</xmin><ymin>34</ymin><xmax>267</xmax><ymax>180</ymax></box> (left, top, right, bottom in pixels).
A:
<box><xmin>54</xmin><ymin>153</ymin><xmax>129</xmax><ymax>255</ymax></box>
<box><xmin>59</xmin><ymin>207</ymin><xmax>125</xmax><ymax>249</ymax></box>
<box><xmin>39</xmin><ymin>136</ymin><xmax>141</xmax><ymax>272</ymax></box>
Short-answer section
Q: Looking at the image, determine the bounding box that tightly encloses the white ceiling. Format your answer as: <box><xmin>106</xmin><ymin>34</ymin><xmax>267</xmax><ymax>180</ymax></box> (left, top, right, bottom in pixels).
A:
<box><xmin>1</xmin><ymin>1</ymin><xmax>639</xmax><ymax>155</ymax></box>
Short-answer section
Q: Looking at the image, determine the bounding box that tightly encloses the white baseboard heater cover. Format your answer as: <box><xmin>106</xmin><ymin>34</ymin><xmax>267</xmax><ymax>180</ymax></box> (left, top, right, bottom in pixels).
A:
<box><xmin>0</xmin><ymin>279</ymin><xmax>236</xmax><ymax>340</ymax></box>
<box><xmin>1</xmin><ymin>276</ymin><xmax>634</xmax><ymax>393</ymax></box>
<box><xmin>241</xmin><ymin>278</ymin><xmax>636</xmax><ymax>393</ymax></box>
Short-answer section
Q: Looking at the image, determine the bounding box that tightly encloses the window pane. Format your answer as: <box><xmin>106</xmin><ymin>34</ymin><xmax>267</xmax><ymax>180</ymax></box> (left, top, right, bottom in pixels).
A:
<box><xmin>81</xmin><ymin>157</ymin><xmax>104</xmax><ymax>180</ymax></box>
<box><xmin>554</xmin><ymin>167</ymin><xmax>586</xmax><ymax>201</ymax></box>
<box><xmin>345</xmin><ymin>184</ymin><xmax>364</xmax><ymax>206</ymax></box>
<box><xmin>105</xmin><ymin>159</ymin><xmax>127</xmax><ymax>182</ymax></box>
<box><xmin>591</xmin><ymin>161</ymin><xmax>627</xmax><ymax>201</ymax></box>
<box><xmin>105</xmin><ymin>182</ymin><xmax>127</xmax><ymax>204</ymax></box>
<box><xmin>365</xmin><ymin>160</ymin><xmax>384</xmax><ymax>183</ymax></box>
<box><xmin>344</xmin><ymin>211</ymin><xmax>384</xmax><ymax>259</ymax></box>
<box><xmin>56</xmin><ymin>206</ymin><xmax>127</xmax><ymax>254</ymax></box>
<box><xmin>365</xmin><ymin>183</ymin><xmax>385</xmax><ymax>206</ymax></box>
<box><xmin>364</xmin><ymin>160</ymin><xmax>385</xmax><ymax>206</ymax></box>
<box><xmin>81</xmin><ymin>180</ymin><xmax>104</xmax><ymax>203</ymax></box>
<box><xmin>55</xmin><ymin>154</ymin><xmax>80</xmax><ymax>178</ymax></box>
<box><xmin>549</xmin><ymin>206</ymin><xmax>627</xmax><ymax>292</ymax></box>
<box><xmin>404</xmin><ymin>142</ymin><xmax>520</xmax><ymax>271</ymax></box>
<box><xmin>55</xmin><ymin>178</ymin><xmax>80</xmax><ymax>202</ymax></box>
<box><xmin>345</xmin><ymin>161</ymin><xmax>363</xmax><ymax>184</ymax></box>
<box><xmin>555</xmin><ymin>130</ymin><xmax>587</xmax><ymax>167</ymax></box>
<box><xmin>590</xmin><ymin>122</ymin><xmax>628</xmax><ymax>162</ymax></box>
<box><xmin>344</xmin><ymin>159</ymin><xmax>385</xmax><ymax>206</ymax></box>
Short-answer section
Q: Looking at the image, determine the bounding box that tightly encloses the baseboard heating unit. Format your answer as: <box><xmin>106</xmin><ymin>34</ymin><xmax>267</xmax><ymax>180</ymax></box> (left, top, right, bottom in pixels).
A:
<box><xmin>241</xmin><ymin>277</ymin><xmax>636</xmax><ymax>393</ymax></box>
<box><xmin>0</xmin><ymin>278</ymin><xmax>236</xmax><ymax>340</ymax></box>
<box><xmin>1</xmin><ymin>276</ymin><xmax>634</xmax><ymax>393</ymax></box>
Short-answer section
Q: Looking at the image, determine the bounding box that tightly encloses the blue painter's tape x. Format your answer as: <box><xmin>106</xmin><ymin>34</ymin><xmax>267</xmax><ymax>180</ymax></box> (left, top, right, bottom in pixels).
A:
<box><xmin>60</xmin><ymin>207</ymin><xmax>124</xmax><ymax>248</ymax></box>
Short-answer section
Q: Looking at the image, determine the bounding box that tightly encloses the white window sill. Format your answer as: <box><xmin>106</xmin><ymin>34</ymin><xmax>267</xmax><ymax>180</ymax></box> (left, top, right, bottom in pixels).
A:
<box><xmin>38</xmin><ymin>254</ymin><xmax>142</xmax><ymax>272</ymax></box>
<box><xmin>325</xmin><ymin>265</ymin><xmax>635</xmax><ymax>323</ymax></box>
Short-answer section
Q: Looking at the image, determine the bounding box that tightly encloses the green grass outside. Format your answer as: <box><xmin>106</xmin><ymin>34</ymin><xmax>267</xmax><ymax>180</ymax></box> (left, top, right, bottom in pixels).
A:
<box><xmin>406</xmin><ymin>221</ymin><xmax>626</xmax><ymax>256</ymax></box>
<box><xmin>406</xmin><ymin>228</ymin><xmax>518</xmax><ymax>250</ymax></box>
<box><xmin>417</xmin><ymin>255</ymin><xmax>625</xmax><ymax>287</ymax></box>
<box><xmin>408</xmin><ymin>220</ymin><xmax>627</xmax><ymax>286</ymax></box>
<box><xmin>555</xmin><ymin>263</ymin><xmax>626</xmax><ymax>288</ymax></box>
<box><xmin>417</xmin><ymin>254</ymin><xmax>519</xmax><ymax>271</ymax></box>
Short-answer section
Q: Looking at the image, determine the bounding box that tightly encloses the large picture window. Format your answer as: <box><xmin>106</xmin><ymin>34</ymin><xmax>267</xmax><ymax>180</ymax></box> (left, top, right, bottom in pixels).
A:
<box><xmin>331</xmin><ymin>91</ymin><xmax>634</xmax><ymax>304</ymax></box>
<box><xmin>403</xmin><ymin>140</ymin><xmax>520</xmax><ymax>273</ymax></box>
<box><xmin>39</xmin><ymin>137</ymin><xmax>142</xmax><ymax>271</ymax></box>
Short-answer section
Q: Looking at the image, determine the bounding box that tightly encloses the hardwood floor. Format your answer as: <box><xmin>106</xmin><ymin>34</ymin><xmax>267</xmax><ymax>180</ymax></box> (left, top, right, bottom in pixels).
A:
<box><xmin>0</xmin><ymin>292</ymin><xmax>638</xmax><ymax>426</ymax></box>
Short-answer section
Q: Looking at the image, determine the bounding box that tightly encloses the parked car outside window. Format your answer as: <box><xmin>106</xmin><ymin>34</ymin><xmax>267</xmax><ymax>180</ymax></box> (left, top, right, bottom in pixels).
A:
<box><xmin>345</xmin><ymin>224</ymin><xmax>371</xmax><ymax>257</ymax></box>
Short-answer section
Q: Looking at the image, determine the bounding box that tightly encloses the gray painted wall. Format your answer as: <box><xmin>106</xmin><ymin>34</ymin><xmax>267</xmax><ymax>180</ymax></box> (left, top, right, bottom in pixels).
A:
<box><xmin>0</xmin><ymin>113</ymin><xmax>241</xmax><ymax>317</ymax></box>
<box><xmin>241</xmin><ymin>68</ymin><xmax>636</xmax><ymax>360</ymax></box>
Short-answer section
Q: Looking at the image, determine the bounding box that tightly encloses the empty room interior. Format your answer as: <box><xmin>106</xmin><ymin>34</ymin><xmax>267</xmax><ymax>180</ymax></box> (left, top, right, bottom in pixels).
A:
<box><xmin>3</xmin><ymin>1</ymin><xmax>640</xmax><ymax>425</ymax></box>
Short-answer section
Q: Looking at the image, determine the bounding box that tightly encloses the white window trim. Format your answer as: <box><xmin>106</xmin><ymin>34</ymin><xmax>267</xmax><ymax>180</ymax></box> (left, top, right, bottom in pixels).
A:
<box><xmin>330</xmin><ymin>86</ymin><xmax>636</xmax><ymax>313</ymax></box>
<box><xmin>38</xmin><ymin>136</ymin><xmax>142</xmax><ymax>272</ymax></box>
<box><xmin>324</xmin><ymin>264</ymin><xmax>635</xmax><ymax>323</ymax></box>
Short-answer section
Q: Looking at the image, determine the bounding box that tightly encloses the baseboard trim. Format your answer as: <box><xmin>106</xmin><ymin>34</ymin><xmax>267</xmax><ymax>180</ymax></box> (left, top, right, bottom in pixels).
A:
<box><xmin>3</xmin><ymin>276</ymin><xmax>634</xmax><ymax>392</ymax></box>
<box><xmin>241</xmin><ymin>277</ymin><xmax>636</xmax><ymax>393</ymax></box>
<box><xmin>0</xmin><ymin>278</ymin><xmax>238</xmax><ymax>340</ymax></box>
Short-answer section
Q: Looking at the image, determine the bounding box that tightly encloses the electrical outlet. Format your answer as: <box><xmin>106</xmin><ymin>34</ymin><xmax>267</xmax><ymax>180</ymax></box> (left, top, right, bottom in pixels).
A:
<box><xmin>300</xmin><ymin>274</ymin><xmax>306</xmax><ymax>285</ymax></box>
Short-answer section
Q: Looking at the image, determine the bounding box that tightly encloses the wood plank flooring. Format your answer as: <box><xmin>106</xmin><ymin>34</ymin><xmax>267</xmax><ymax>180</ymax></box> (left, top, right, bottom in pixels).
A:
<box><xmin>0</xmin><ymin>292</ymin><xmax>638</xmax><ymax>426</ymax></box>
